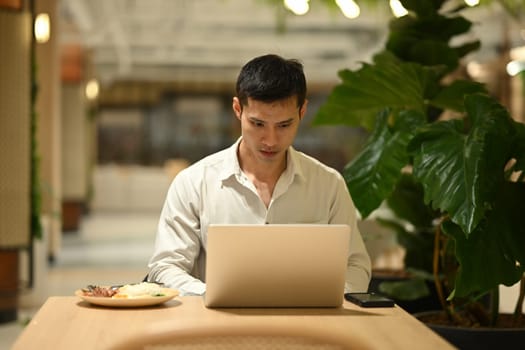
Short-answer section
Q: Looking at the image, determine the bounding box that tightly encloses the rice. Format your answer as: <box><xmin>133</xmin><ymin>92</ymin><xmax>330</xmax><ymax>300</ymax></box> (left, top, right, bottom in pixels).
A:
<box><xmin>117</xmin><ymin>282</ymin><xmax>164</xmax><ymax>298</ymax></box>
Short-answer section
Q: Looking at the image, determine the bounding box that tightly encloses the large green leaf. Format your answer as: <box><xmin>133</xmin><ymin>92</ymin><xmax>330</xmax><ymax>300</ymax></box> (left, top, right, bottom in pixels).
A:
<box><xmin>310</xmin><ymin>83</ymin><xmax>377</xmax><ymax>130</ymax></box>
<box><xmin>343</xmin><ymin>109</ymin><xmax>425</xmax><ymax>218</ymax></box>
<box><xmin>408</xmin><ymin>94</ymin><xmax>516</xmax><ymax>234</ymax></box>
<box><xmin>312</xmin><ymin>53</ymin><xmax>436</xmax><ymax>131</ymax></box>
<box><xmin>387</xmin><ymin>36</ymin><xmax>459</xmax><ymax>72</ymax></box>
<box><xmin>389</xmin><ymin>9</ymin><xmax>472</xmax><ymax>41</ymax></box>
<box><xmin>453</xmin><ymin>40</ymin><xmax>481</xmax><ymax>59</ymax></box>
<box><xmin>443</xmin><ymin>182</ymin><xmax>525</xmax><ymax>299</ymax></box>
<box><xmin>510</xmin><ymin>120</ymin><xmax>525</xmax><ymax>175</ymax></box>
<box><xmin>387</xmin><ymin>9</ymin><xmax>475</xmax><ymax>72</ymax></box>
<box><xmin>430</xmin><ymin>79</ymin><xmax>487</xmax><ymax>112</ymax></box>
<box><xmin>386</xmin><ymin>173</ymin><xmax>438</xmax><ymax>228</ymax></box>
<box><xmin>399</xmin><ymin>0</ymin><xmax>446</xmax><ymax>17</ymax></box>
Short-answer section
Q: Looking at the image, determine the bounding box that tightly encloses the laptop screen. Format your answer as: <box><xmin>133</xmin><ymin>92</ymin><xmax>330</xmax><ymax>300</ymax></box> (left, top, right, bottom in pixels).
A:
<box><xmin>204</xmin><ymin>224</ymin><xmax>350</xmax><ymax>308</ymax></box>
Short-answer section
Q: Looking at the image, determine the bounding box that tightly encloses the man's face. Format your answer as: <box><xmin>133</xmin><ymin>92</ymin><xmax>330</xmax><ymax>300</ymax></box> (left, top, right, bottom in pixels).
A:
<box><xmin>232</xmin><ymin>96</ymin><xmax>307</xmax><ymax>166</ymax></box>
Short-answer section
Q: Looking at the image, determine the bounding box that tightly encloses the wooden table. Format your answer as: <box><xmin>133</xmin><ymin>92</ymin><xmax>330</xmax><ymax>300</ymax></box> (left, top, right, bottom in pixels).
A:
<box><xmin>12</xmin><ymin>296</ymin><xmax>454</xmax><ymax>349</ymax></box>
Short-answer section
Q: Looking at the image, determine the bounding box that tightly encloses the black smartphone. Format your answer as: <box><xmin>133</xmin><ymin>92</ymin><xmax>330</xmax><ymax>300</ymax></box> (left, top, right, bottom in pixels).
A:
<box><xmin>344</xmin><ymin>292</ymin><xmax>395</xmax><ymax>308</ymax></box>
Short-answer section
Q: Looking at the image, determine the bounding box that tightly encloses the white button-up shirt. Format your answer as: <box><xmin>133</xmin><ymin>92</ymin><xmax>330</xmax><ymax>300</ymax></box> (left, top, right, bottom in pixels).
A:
<box><xmin>147</xmin><ymin>138</ymin><xmax>371</xmax><ymax>295</ymax></box>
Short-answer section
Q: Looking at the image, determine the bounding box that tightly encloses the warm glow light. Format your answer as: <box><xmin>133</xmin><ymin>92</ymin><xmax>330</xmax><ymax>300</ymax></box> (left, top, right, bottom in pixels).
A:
<box><xmin>466</xmin><ymin>61</ymin><xmax>483</xmax><ymax>78</ymax></box>
<box><xmin>506</xmin><ymin>61</ymin><xmax>525</xmax><ymax>76</ymax></box>
<box><xmin>85</xmin><ymin>79</ymin><xmax>100</xmax><ymax>100</ymax></box>
<box><xmin>390</xmin><ymin>0</ymin><xmax>408</xmax><ymax>18</ymax></box>
<box><xmin>284</xmin><ymin>0</ymin><xmax>309</xmax><ymax>16</ymax></box>
<box><xmin>464</xmin><ymin>0</ymin><xmax>480</xmax><ymax>6</ymax></box>
<box><xmin>336</xmin><ymin>0</ymin><xmax>360</xmax><ymax>19</ymax></box>
<box><xmin>34</xmin><ymin>13</ymin><xmax>50</xmax><ymax>43</ymax></box>
<box><xmin>510</xmin><ymin>46</ymin><xmax>525</xmax><ymax>61</ymax></box>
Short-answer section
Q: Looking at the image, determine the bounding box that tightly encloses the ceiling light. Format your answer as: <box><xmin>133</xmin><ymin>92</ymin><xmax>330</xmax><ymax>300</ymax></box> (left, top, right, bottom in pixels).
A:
<box><xmin>336</xmin><ymin>0</ymin><xmax>360</xmax><ymax>19</ymax></box>
<box><xmin>284</xmin><ymin>0</ymin><xmax>309</xmax><ymax>16</ymax></box>
<box><xmin>390</xmin><ymin>0</ymin><xmax>408</xmax><ymax>18</ymax></box>
<box><xmin>34</xmin><ymin>13</ymin><xmax>50</xmax><ymax>43</ymax></box>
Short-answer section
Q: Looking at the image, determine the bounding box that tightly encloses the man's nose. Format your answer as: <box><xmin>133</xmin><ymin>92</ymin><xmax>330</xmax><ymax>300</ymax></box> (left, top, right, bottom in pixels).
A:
<box><xmin>263</xmin><ymin>127</ymin><xmax>278</xmax><ymax>146</ymax></box>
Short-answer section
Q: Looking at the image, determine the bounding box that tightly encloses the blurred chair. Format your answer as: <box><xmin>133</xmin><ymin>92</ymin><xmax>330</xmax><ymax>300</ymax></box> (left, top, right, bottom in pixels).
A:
<box><xmin>109</xmin><ymin>322</ymin><xmax>372</xmax><ymax>350</ymax></box>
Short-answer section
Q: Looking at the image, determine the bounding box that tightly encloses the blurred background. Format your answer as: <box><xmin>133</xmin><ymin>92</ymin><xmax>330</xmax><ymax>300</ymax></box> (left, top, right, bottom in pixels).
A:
<box><xmin>1</xmin><ymin>0</ymin><xmax>525</xmax><ymax>346</ymax></box>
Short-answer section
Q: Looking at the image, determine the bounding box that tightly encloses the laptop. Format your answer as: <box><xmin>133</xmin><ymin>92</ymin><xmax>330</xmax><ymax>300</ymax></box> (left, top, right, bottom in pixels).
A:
<box><xmin>204</xmin><ymin>224</ymin><xmax>350</xmax><ymax>308</ymax></box>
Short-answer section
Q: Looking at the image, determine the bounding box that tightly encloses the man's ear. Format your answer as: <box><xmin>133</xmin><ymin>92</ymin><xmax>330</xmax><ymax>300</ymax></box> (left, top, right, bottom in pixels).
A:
<box><xmin>299</xmin><ymin>99</ymin><xmax>308</xmax><ymax>120</ymax></box>
<box><xmin>232</xmin><ymin>97</ymin><xmax>242</xmax><ymax>120</ymax></box>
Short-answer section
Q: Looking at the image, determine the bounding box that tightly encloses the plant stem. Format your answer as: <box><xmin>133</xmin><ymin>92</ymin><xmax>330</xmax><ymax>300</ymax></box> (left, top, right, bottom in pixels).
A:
<box><xmin>433</xmin><ymin>219</ymin><xmax>448</xmax><ymax>313</ymax></box>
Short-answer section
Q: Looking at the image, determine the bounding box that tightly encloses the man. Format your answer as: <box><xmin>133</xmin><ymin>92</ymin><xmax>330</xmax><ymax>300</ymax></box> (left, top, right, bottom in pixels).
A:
<box><xmin>147</xmin><ymin>54</ymin><xmax>371</xmax><ymax>296</ymax></box>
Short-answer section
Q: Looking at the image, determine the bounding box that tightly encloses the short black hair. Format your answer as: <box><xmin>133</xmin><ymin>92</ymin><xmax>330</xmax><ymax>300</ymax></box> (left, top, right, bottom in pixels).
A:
<box><xmin>235</xmin><ymin>54</ymin><xmax>307</xmax><ymax>109</ymax></box>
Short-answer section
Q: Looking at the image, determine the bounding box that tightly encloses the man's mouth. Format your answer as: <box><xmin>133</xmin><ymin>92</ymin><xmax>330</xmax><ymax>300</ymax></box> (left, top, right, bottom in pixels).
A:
<box><xmin>260</xmin><ymin>149</ymin><xmax>277</xmax><ymax>157</ymax></box>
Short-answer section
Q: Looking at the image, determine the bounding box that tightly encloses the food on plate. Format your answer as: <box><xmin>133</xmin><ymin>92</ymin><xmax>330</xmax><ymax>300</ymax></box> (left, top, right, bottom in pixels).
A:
<box><xmin>116</xmin><ymin>282</ymin><xmax>166</xmax><ymax>298</ymax></box>
<box><xmin>82</xmin><ymin>285</ymin><xmax>119</xmax><ymax>297</ymax></box>
<box><xmin>82</xmin><ymin>282</ymin><xmax>166</xmax><ymax>299</ymax></box>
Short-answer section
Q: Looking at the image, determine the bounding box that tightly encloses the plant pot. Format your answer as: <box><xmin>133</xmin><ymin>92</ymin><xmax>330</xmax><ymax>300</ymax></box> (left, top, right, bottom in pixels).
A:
<box><xmin>0</xmin><ymin>250</ymin><xmax>19</xmax><ymax>324</ymax></box>
<box><xmin>61</xmin><ymin>199</ymin><xmax>84</xmax><ymax>232</ymax></box>
<box><xmin>416</xmin><ymin>310</ymin><xmax>525</xmax><ymax>350</ymax></box>
<box><xmin>369</xmin><ymin>269</ymin><xmax>442</xmax><ymax>314</ymax></box>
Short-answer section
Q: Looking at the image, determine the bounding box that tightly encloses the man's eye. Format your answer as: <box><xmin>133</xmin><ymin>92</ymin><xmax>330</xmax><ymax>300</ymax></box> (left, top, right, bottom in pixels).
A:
<box><xmin>278</xmin><ymin>123</ymin><xmax>291</xmax><ymax>128</ymax></box>
<box><xmin>251</xmin><ymin>121</ymin><xmax>264</xmax><ymax>127</ymax></box>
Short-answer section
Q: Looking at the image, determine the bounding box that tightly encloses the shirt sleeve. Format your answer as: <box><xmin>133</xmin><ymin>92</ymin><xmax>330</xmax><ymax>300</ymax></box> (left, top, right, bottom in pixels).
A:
<box><xmin>147</xmin><ymin>171</ymin><xmax>206</xmax><ymax>296</ymax></box>
<box><xmin>330</xmin><ymin>175</ymin><xmax>372</xmax><ymax>293</ymax></box>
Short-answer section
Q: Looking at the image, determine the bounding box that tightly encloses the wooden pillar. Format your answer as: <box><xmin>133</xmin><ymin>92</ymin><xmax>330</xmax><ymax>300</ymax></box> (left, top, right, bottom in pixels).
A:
<box><xmin>0</xmin><ymin>1</ymin><xmax>31</xmax><ymax>323</ymax></box>
<box><xmin>61</xmin><ymin>44</ymin><xmax>89</xmax><ymax>231</ymax></box>
<box><xmin>35</xmin><ymin>0</ymin><xmax>62</xmax><ymax>258</ymax></box>
<box><xmin>0</xmin><ymin>4</ymin><xmax>31</xmax><ymax>248</ymax></box>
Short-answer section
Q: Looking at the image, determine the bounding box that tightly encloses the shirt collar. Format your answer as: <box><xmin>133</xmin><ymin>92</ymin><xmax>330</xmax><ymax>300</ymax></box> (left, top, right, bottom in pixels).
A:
<box><xmin>218</xmin><ymin>137</ymin><xmax>306</xmax><ymax>182</ymax></box>
<box><xmin>286</xmin><ymin>145</ymin><xmax>306</xmax><ymax>182</ymax></box>
<box><xmin>218</xmin><ymin>137</ymin><xmax>243</xmax><ymax>181</ymax></box>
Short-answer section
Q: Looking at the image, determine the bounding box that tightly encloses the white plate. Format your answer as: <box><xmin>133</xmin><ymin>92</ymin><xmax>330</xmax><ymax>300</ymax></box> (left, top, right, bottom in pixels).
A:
<box><xmin>75</xmin><ymin>288</ymin><xmax>179</xmax><ymax>307</ymax></box>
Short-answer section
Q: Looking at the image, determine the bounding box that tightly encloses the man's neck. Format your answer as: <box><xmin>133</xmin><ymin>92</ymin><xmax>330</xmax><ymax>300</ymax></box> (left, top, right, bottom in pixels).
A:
<box><xmin>239</xmin><ymin>152</ymin><xmax>287</xmax><ymax>208</ymax></box>
<box><xmin>238</xmin><ymin>146</ymin><xmax>287</xmax><ymax>183</ymax></box>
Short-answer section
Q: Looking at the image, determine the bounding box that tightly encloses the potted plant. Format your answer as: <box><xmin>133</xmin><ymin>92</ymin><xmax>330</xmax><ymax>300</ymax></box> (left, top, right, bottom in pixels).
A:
<box><xmin>313</xmin><ymin>0</ymin><xmax>525</xmax><ymax>347</ymax></box>
<box><xmin>315</xmin><ymin>0</ymin><xmax>485</xmax><ymax>307</ymax></box>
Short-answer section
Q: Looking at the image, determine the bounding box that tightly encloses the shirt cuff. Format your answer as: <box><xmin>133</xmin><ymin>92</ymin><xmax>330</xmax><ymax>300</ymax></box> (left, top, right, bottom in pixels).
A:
<box><xmin>179</xmin><ymin>280</ymin><xmax>206</xmax><ymax>296</ymax></box>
